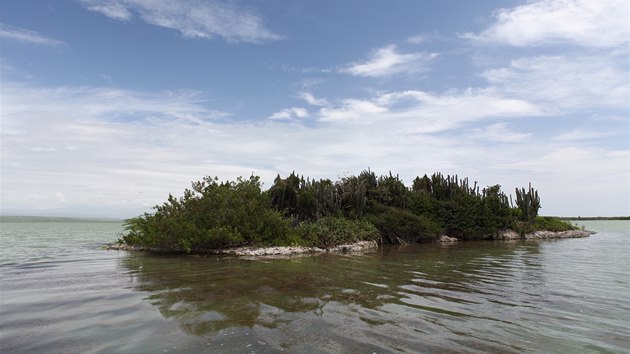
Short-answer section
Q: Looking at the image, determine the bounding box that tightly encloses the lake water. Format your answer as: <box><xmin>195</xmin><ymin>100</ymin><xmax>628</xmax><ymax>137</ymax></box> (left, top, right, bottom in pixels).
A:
<box><xmin>1</xmin><ymin>219</ymin><xmax>628</xmax><ymax>353</ymax></box>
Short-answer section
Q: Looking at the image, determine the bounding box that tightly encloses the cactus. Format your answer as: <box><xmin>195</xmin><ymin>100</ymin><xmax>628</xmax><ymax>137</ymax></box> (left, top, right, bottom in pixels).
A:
<box><xmin>515</xmin><ymin>183</ymin><xmax>540</xmax><ymax>223</ymax></box>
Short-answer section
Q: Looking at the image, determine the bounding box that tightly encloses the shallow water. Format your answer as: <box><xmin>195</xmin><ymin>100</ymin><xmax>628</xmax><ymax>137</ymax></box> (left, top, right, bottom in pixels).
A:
<box><xmin>1</xmin><ymin>220</ymin><xmax>629</xmax><ymax>353</ymax></box>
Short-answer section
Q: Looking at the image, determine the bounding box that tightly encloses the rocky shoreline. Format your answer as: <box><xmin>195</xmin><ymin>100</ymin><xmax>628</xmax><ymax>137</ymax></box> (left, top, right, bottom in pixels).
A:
<box><xmin>105</xmin><ymin>240</ymin><xmax>379</xmax><ymax>257</ymax></box>
<box><xmin>493</xmin><ymin>229</ymin><xmax>595</xmax><ymax>240</ymax></box>
<box><xmin>436</xmin><ymin>229</ymin><xmax>595</xmax><ymax>242</ymax></box>
<box><xmin>106</xmin><ymin>229</ymin><xmax>594</xmax><ymax>256</ymax></box>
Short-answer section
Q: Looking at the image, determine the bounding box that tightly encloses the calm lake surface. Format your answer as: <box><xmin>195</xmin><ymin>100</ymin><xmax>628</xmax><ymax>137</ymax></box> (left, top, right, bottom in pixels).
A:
<box><xmin>1</xmin><ymin>219</ymin><xmax>628</xmax><ymax>353</ymax></box>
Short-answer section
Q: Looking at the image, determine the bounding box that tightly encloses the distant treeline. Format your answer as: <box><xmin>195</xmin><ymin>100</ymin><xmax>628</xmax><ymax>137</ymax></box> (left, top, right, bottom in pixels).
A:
<box><xmin>121</xmin><ymin>170</ymin><xmax>577</xmax><ymax>253</ymax></box>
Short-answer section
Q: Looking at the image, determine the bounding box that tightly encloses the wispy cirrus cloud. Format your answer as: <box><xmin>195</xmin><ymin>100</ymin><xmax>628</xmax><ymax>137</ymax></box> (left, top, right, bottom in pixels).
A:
<box><xmin>79</xmin><ymin>0</ymin><xmax>282</xmax><ymax>43</ymax></box>
<box><xmin>406</xmin><ymin>32</ymin><xmax>445</xmax><ymax>45</ymax></box>
<box><xmin>298</xmin><ymin>92</ymin><xmax>329</xmax><ymax>107</ymax></box>
<box><xmin>0</xmin><ymin>23</ymin><xmax>66</xmax><ymax>46</ymax></box>
<box><xmin>318</xmin><ymin>89</ymin><xmax>542</xmax><ymax>129</ymax></box>
<box><xmin>482</xmin><ymin>55</ymin><xmax>629</xmax><ymax>111</ymax></box>
<box><xmin>461</xmin><ymin>0</ymin><xmax>629</xmax><ymax>48</ymax></box>
<box><xmin>269</xmin><ymin>107</ymin><xmax>308</xmax><ymax>120</ymax></box>
<box><xmin>470</xmin><ymin>123</ymin><xmax>530</xmax><ymax>143</ymax></box>
<box><xmin>80</xmin><ymin>0</ymin><xmax>132</xmax><ymax>20</ymax></box>
<box><xmin>406</xmin><ymin>34</ymin><xmax>430</xmax><ymax>45</ymax></box>
<box><xmin>340</xmin><ymin>45</ymin><xmax>438</xmax><ymax>78</ymax></box>
<box><xmin>1</xmin><ymin>83</ymin><xmax>228</xmax><ymax>126</ymax></box>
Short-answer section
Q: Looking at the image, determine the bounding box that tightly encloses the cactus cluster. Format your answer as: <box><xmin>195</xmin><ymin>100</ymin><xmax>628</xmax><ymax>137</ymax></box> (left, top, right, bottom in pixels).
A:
<box><xmin>269</xmin><ymin>172</ymin><xmax>343</xmax><ymax>221</ymax></box>
<box><xmin>515</xmin><ymin>183</ymin><xmax>541</xmax><ymax>223</ymax></box>
<box><xmin>428</xmin><ymin>173</ymin><xmax>482</xmax><ymax>200</ymax></box>
<box><xmin>122</xmin><ymin>169</ymin><xmax>569</xmax><ymax>252</ymax></box>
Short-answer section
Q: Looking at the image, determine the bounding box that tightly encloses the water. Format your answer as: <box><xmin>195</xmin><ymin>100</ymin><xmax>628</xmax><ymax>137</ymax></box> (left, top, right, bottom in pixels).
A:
<box><xmin>1</xmin><ymin>219</ymin><xmax>629</xmax><ymax>353</ymax></box>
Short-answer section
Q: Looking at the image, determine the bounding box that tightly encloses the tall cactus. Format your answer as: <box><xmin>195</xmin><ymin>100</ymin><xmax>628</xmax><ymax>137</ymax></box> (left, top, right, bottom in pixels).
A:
<box><xmin>515</xmin><ymin>183</ymin><xmax>540</xmax><ymax>223</ymax></box>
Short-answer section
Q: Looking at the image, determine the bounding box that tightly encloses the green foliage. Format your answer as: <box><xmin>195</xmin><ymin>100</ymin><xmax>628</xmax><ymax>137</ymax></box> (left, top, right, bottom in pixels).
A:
<box><xmin>515</xmin><ymin>183</ymin><xmax>541</xmax><ymax>223</ymax></box>
<box><xmin>409</xmin><ymin>178</ymin><xmax>513</xmax><ymax>240</ymax></box>
<box><xmin>533</xmin><ymin>216</ymin><xmax>578</xmax><ymax>232</ymax></box>
<box><xmin>269</xmin><ymin>172</ymin><xmax>342</xmax><ymax>221</ymax></box>
<box><xmin>268</xmin><ymin>173</ymin><xmax>298</xmax><ymax>216</ymax></box>
<box><xmin>338</xmin><ymin>174</ymin><xmax>368</xmax><ymax>218</ymax></box>
<box><xmin>412</xmin><ymin>174</ymin><xmax>432</xmax><ymax>194</ymax></box>
<box><xmin>409</xmin><ymin>192</ymin><xmax>434</xmax><ymax>216</ymax></box>
<box><xmin>429</xmin><ymin>173</ymin><xmax>479</xmax><ymax>200</ymax></box>
<box><xmin>121</xmin><ymin>169</ymin><xmax>557</xmax><ymax>251</ymax></box>
<box><xmin>123</xmin><ymin>175</ymin><xmax>292</xmax><ymax>252</ymax></box>
<box><xmin>366</xmin><ymin>206</ymin><xmax>441</xmax><ymax>244</ymax></box>
<box><xmin>373</xmin><ymin>172</ymin><xmax>409</xmax><ymax>209</ymax></box>
<box><xmin>294</xmin><ymin>216</ymin><xmax>379</xmax><ymax>249</ymax></box>
<box><xmin>432</xmin><ymin>194</ymin><xmax>497</xmax><ymax>240</ymax></box>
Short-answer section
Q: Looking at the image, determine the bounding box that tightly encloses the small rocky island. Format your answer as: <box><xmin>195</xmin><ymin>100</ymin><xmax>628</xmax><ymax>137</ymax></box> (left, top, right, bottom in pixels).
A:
<box><xmin>112</xmin><ymin>170</ymin><xmax>592</xmax><ymax>256</ymax></box>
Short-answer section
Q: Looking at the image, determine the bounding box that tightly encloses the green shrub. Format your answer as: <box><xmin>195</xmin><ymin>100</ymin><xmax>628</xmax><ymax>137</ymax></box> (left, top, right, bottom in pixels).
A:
<box><xmin>533</xmin><ymin>216</ymin><xmax>578</xmax><ymax>232</ymax></box>
<box><xmin>430</xmin><ymin>195</ymin><xmax>498</xmax><ymax>240</ymax></box>
<box><xmin>366</xmin><ymin>206</ymin><xmax>441</xmax><ymax>244</ymax></box>
<box><xmin>123</xmin><ymin>176</ymin><xmax>293</xmax><ymax>252</ymax></box>
<box><xmin>295</xmin><ymin>216</ymin><xmax>379</xmax><ymax>249</ymax></box>
<box><xmin>121</xmin><ymin>171</ymin><xmax>562</xmax><ymax>251</ymax></box>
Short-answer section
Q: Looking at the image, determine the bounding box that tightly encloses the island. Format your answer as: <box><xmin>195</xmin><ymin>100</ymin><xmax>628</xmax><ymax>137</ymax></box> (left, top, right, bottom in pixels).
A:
<box><xmin>110</xmin><ymin>170</ymin><xmax>593</xmax><ymax>256</ymax></box>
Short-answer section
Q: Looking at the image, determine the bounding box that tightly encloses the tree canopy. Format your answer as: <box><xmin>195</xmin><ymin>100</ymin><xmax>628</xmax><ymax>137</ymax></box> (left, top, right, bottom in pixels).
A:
<box><xmin>121</xmin><ymin>170</ymin><xmax>575</xmax><ymax>253</ymax></box>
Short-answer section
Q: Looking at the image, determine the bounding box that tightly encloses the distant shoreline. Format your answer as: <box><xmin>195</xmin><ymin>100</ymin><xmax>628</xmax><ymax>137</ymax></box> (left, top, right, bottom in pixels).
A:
<box><xmin>558</xmin><ymin>216</ymin><xmax>630</xmax><ymax>221</ymax></box>
<box><xmin>0</xmin><ymin>216</ymin><xmax>123</xmax><ymax>223</ymax></box>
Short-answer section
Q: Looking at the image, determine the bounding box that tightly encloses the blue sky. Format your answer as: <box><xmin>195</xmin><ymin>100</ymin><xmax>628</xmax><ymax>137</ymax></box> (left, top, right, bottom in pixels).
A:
<box><xmin>1</xmin><ymin>0</ymin><xmax>628</xmax><ymax>218</ymax></box>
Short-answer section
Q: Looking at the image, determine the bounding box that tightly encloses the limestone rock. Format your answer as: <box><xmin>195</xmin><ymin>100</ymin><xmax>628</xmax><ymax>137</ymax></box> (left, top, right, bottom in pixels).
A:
<box><xmin>438</xmin><ymin>234</ymin><xmax>459</xmax><ymax>242</ymax></box>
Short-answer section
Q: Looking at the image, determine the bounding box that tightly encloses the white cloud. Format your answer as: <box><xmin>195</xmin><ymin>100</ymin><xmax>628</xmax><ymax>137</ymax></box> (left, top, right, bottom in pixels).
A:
<box><xmin>461</xmin><ymin>0</ymin><xmax>629</xmax><ymax>48</ymax></box>
<box><xmin>54</xmin><ymin>192</ymin><xmax>68</xmax><ymax>202</ymax></box>
<box><xmin>319</xmin><ymin>89</ymin><xmax>542</xmax><ymax>130</ymax></box>
<box><xmin>406</xmin><ymin>32</ymin><xmax>444</xmax><ymax>45</ymax></box>
<box><xmin>553</xmin><ymin>128</ymin><xmax>618</xmax><ymax>141</ymax></box>
<box><xmin>81</xmin><ymin>0</ymin><xmax>132</xmax><ymax>20</ymax></box>
<box><xmin>79</xmin><ymin>0</ymin><xmax>282</xmax><ymax>43</ymax></box>
<box><xmin>1</xmin><ymin>83</ymin><xmax>228</xmax><ymax>126</ymax></box>
<box><xmin>471</xmin><ymin>123</ymin><xmax>530</xmax><ymax>143</ymax></box>
<box><xmin>319</xmin><ymin>99</ymin><xmax>387</xmax><ymax>122</ymax></box>
<box><xmin>340</xmin><ymin>45</ymin><xmax>438</xmax><ymax>78</ymax></box>
<box><xmin>482</xmin><ymin>55</ymin><xmax>629</xmax><ymax>110</ymax></box>
<box><xmin>1</xmin><ymin>79</ymin><xmax>628</xmax><ymax>217</ymax></box>
<box><xmin>495</xmin><ymin>145</ymin><xmax>629</xmax><ymax>216</ymax></box>
<box><xmin>0</xmin><ymin>23</ymin><xmax>67</xmax><ymax>46</ymax></box>
<box><xmin>299</xmin><ymin>92</ymin><xmax>328</xmax><ymax>107</ymax></box>
<box><xmin>269</xmin><ymin>107</ymin><xmax>308</xmax><ymax>120</ymax></box>
<box><xmin>406</xmin><ymin>35</ymin><xmax>428</xmax><ymax>44</ymax></box>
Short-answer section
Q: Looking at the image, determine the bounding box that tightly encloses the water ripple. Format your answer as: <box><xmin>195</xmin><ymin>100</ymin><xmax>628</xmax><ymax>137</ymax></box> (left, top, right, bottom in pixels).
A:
<box><xmin>1</xmin><ymin>220</ymin><xmax>629</xmax><ymax>353</ymax></box>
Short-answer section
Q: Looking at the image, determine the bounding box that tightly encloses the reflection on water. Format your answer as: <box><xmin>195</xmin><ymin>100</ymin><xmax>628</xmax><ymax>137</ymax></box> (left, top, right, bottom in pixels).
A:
<box><xmin>116</xmin><ymin>239</ymin><xmax>628</xmax><ymax>353</ymax></box>
<box><xmin>1</xmin><ymin>220</ymin><xmax>629</xmax><ymax>353</ymax></box>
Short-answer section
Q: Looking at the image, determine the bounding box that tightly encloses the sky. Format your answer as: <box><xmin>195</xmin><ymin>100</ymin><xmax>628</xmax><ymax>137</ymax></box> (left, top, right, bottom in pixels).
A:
<box><xmin>1</xmin><ymin>0</ymin><xmax>628</xmax><ymax>219</ymax></box>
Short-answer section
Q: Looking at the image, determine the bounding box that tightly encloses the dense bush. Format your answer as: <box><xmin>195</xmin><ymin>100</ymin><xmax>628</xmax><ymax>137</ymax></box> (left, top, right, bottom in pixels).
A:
<box><xmin>123</xmin><ymin>176</ymin><xmax>294</xmax><ymax>252</ymax></box>
<box><xmin>294</xmin><ymin>216</ymin><xmax>379</xmax><ymax>249</ymax></box>
<box><xmin>533</xmin><ymin>216</ymin><xmax>578</xmax><ymax>232</ymax></box>
<box><xmin>434</xmin><ymin>198</ymin><xmax>493</xmax><ymax>240</ymax></box>
<box><xmin>366</xmin><ymin>206</ymin><xmax>441</xmax><ymax>244</ymax></box>
<box><xmin>121</xmin><ymin>170</ymin><xmax>566</xmax><ymax>251</ymax></box>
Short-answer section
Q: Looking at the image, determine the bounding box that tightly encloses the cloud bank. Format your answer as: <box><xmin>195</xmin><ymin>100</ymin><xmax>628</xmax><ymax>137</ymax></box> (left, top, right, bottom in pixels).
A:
<box><xmin>461</xmin><ymin>0</ymin><xmax>629</xmax><ymax>48</ymax></box>
<box><xmin>1</xmin><ymin>0</ymin><xmax>628</xmax><ymax>217</ymax></box>
<box><xmin>2</xmin><ymin>77</ymin><xmax>627</xmax><ymax>217</ymax></box>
